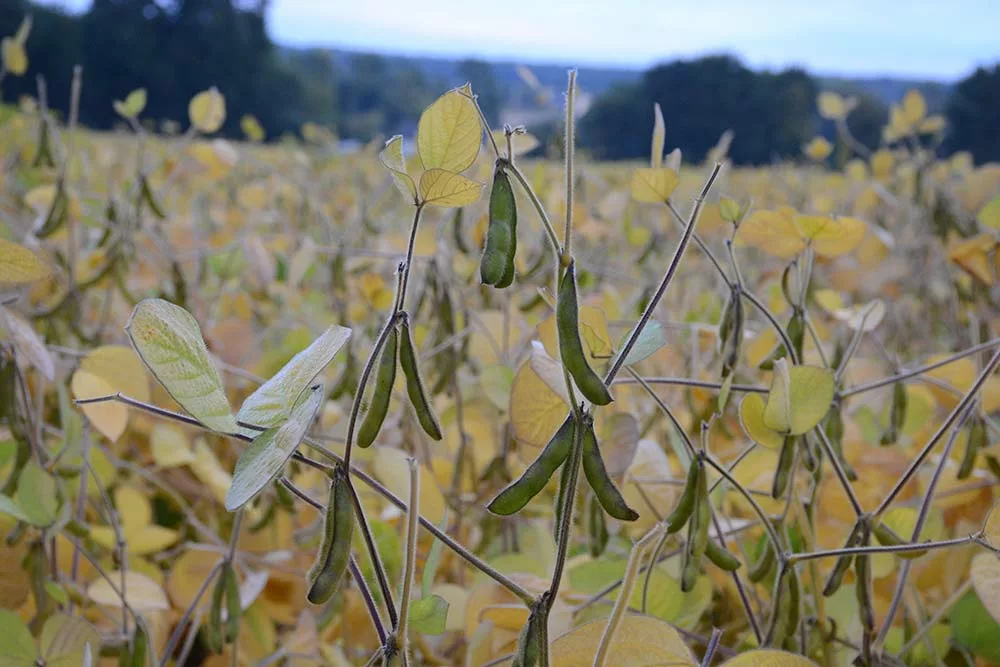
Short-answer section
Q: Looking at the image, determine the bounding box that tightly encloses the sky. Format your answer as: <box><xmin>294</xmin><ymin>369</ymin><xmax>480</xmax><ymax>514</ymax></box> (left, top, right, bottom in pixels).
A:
<box><xmin>38</xmin><ymin>0</ymin><xmax>1000</xmax><ymax>80</ymax></box>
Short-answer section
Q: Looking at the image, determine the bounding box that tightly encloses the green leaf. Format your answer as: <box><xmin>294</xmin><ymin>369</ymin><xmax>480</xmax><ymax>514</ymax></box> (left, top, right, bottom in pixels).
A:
<box><xmin>126</xmin><ymin>299</ymin><xmax>237</xmax><ymax>433</ymax></box>
<box><xmin>407</xmin><ymin>594</ymin><xmax>449</xmax><ymax>635</ymax></box>
<box><xmin>951</xmin><ymin>591</ymin><xmax>1000</xmax><ymax>663</ymax></box>
<box><xmin>40</xmin><ymin>614</ymin><xmax>100</xmax><ymax>667</ymax></box>
<box><xmin>0</xmin><ymin>609</ymin><xmax>37</xmax><ymax>664</ymax></box>
<box><xmin>44</xmin><ymin>582</ymin><xmax>68</xmax><ymax>605</ymax></box>
<box><xmin>113</xmin><ymin>88</ymin><xmax>147</xmax><ymax>119</ymax></box>
<box><xmin>226</xmin><ymin>384</ymin><xmax>324</xmax><ymax>511</ymax></box>
<box><xmin>15</xmin><ymin>460</ymin><xmax>59</xmax><ymax>526</ymax></box>
<box><xmin>613</xmin><ymin>319</ymin><xmax>666</xmax><ymax>368</ymax></box>
<box><xmin>763</xmin><ymin>360</ymin><xmax>834</xmax><ymax>435</ymax></box>
<box><xmin>236</xmin><ymin>325</ymin><xmax>350</xmax><ymax>433</ymax></box>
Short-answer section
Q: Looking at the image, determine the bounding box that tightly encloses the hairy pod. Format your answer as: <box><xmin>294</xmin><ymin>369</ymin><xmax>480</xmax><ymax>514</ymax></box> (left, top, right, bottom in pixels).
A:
<box><xmin>719</xmin><ymin>288</ymin><xmax>744</xmax><ymax>378</ymax></box>
<box><xmin>398</xmin><ymin>317</ymin><xmax>442</xmax><ymax>440</ymax></box>
<box><xmin>581</xmin><ymin>415</ymin><xmax>638</xmax><ymax>521</ymax></box>
<box><xmin>705</xmin><ymin>538</ymin><xmax>742</xmax><ymax>572</ymax></box>
<box><xmin>665</xmin><ymin>457</ymin><xmax>700</xmax><ymax>534</ymax></box>
<box><xmin>855</xmin><ymin>552</ymin><xmax>875</xmax><ymax>632</ymax></box>
<box><xmin>356</xmin><ymin>326</ymin><xmax>398</xmax><ymax>449</ymax></box>
<box><xmin>557</xmin><ymin>261</ymin><xmax>613</xmax><ymax>406</ymax></box>
<box><xmin>880</xmin><ymin>381</ymin><xmax>908</xmax><ymax>445</ymax></box>
<box><xmin>306</xmin><ymin>466</ymin><xmax>355</xmax><ymax>605</ymax></box>
<box><xmin>959</xmin><ymin>416</ymin><xmax>986</xmax><ymax>479</ymax></box>
<box><xmin>771</xmin><ymin>436</ymin><xmax>796</xmax><ymax>499</ymax></box>
<box><xmin>511</xmin><ymin>606</ymin><xmax>544</xmax><ymax>667</ymax></box>
<box><xmin>489</xmin><ymin>415</ymin><xmax>575</xmax><ymax>516</ymax></box>
<box><xmin>481</xmin><ymin>162</ymin><xmax>518</xmax><ymax>288</ymax></box>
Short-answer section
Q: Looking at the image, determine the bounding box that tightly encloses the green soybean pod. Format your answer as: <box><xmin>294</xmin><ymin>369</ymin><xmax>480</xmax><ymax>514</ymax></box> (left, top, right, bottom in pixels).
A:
<box><xmin>588</xmin><ymin>491</ymin><xmax>609</xmax><ymax>557</ymax></box>
<box><xmin>223</xmin><ymin>562</ymin><xmax>242</xmax><ymax>641</ymax></box>
<box><xmin>307</xmin><ymin>466</ymin><xmax>355</xmax><ymax>605</ymax></box>
<box><xmin>206</xmin><ymin>568</ymin><xmax>226</xmax><ymax>653</ymax></box>
<box><xmin>127</xmin><ymin>625</ymin><xmax>149</xmax><ymax>667</ymax></box>
<box><xmin>959</xmin><ymin>417</ymin><xmax>987</xmax><ymax>479</ymax></box>
<box><xmin>705</xmin><ymin>538</ymin><xmax>741</xmax><ymax>572</ymax></box>
<box><xmin>511</xmin><ymin>609</ymin><xmax>543</xmax><ymax>667</ymax></box>
<box><xmin>398</xmin><ymin>317</ymin><xmax>442</xmax><ymax>441</ymax></box>
<box><xmin>356</xmin><ymin>326</ymin><xmax>398</xmax><ymax>449</ymax></box>
<box><xmin>771</xmin><ymin>436</ymin><xmax>795</xmax><ymax>499</ymax></box>
<box><xmin>489</xmin><ymin>416</ymin><xmax>575</xmax><ymax>516</ymax></box>
<box><xmin>748</xmin><ymin>540</ymin><xmax>775</xmax><ymax>583</ymax></box>
<box><xmin>481</xmin><ymin>163</ymin><xmax>518</xmax><ymax>288</ymax></box>
<box><xmin>557</xmin><ymin>261</ymin><xmax>613</xmax><ymax>406</ymax></box>
<box><xmin>553</xmin><ymin>452</ymin><xmax>574</xmax><ymax>545</ymax></box>
<box><xmin>822</xmin><ymin>523</ymin><xmax>861</xmax><ymax>596</ymax></box>
<box><xmin>681</xmin><ymin>464</ymin><xmax>710</xmax><ymax>592</ymax></box>
<box><xmin>855</xmin><ymin>553</ymin><xmax>875</xmax><ymax>632</ymax></box>
<box><xmin>580</xmin><ymin>416</ymin><xmax>638</xmax><ymax>521</ymax></box>
<box><xmin>665</xmin><ymin>457</ymin><xmax>699</xmax><ymax>533</ymax></box>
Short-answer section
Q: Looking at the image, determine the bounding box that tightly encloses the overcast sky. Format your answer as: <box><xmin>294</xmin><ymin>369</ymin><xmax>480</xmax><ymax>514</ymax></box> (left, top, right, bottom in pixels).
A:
<box><xmin>37</xmin><ymin>0</ymin><xmax>1000</xmax><ymax>79</ymax></box>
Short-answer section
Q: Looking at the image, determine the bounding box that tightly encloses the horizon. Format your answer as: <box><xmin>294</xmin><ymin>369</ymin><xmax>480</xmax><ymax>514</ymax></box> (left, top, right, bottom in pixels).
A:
<box><xmin>35</xmin><ymin>0</ymin><xmax>1000</xmax><ymax>81</ymax></box>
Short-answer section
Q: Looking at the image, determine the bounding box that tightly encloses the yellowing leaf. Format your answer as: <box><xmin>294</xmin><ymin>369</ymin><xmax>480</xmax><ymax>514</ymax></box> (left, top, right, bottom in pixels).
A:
<box><xmin>763</xmin><ymin>360</ymin><xmax>834</xmax><ymax>435</ymax></box>
<box><xmin>631</xmin><ymin>167</ymin><xmax>680</xmax><ymax>203</ymax></box>
<box><xmin>804</xmin><ymin>137</ymin><xmax>832</xmax><ymax>161</ymax></box>
<box><xmin>237</xmin><ymin>325</ymin><xmax>350</xmax><ymax>431</ymax></box>
<box><xmin>418</xmin><ymin>169</ymin><xmax>482</xmax><ymax>207</ymax></box>
<box><xmin>380</xmin><ymin>135</ymin><xmax>417</xmax><ymax>202</ymax></box>
<box><xmin>39</xmin><ymin>613</ymin><xmax>100</xmax><ymax>667</ymax></box>
<box><xmin>978</xmin><ymin>196</ymin><xmax>1000</xmax><ymax>230</ymax></box>
<box><xmin>113</xmin><ymin>88</ymin><xmax>147</xmax><ymax>119</ymax></box>
<box><xmin>510</xmin><ymin>360</ymin><xmax>569</xmax><ymax>452</ymax></box>
<box><xmin>71</xmin><ymin>370</ymin><xmax>127</xmax><ymax>442</ymax></box>
<box><xmin>720</xmin><ymin>650</ymin><xmax>818</xmax><ymax>667</ymax></box>
<box><xmin>372</xmin><ymin>447</ymin><xmax>446</xmax><ymax>525</ymax></box>
<box><xmin>984</xmin><ymin>501</ymin><xmax>1000</xmax><ymax>550</ymax></box>
<box><xmin>227</xmin><ymin>384</ymin><xmax>324</xmax><ymax>511</ymax></box>
<box><xmin>1</xmin><ymin>38</ymin><xmax>27</xmax><ymax>76</ymax></box>
<box><xmin>191</xmin><ymin>438</ymin><xmax>232</xmax><ymax>506</ymax></box>
<box><xmin>538</xmin><ymin>305</ymin><xmax>613</xmax><ymax>364</ymax></box>
<box><xmin>166</xmin><ymin>548</ymin><xmax>221</xmax><ymax>611</ymax></box>
<box><xmin>90</xmin><ymin>486</ymin><xmax>179</xmax><ymax>556</ymax></box>
<box><xmin>150</xmin><ymin>423</ymin><xmax>195</xmax><ymax>467</ymax></box>
<box><xmin>739</xmin><ymin>393</ymin><xmax>784</xmax><ymax>449</ymax></box>
<box><xmin>189</xmin><ymin>87</ymin><xmax>226</xmax><ymax>133</ymax></box>
<box><xmin>88</xmin><ymin>571</ymin><xmax>169</xmax><ymax>610</ymax></box>
<box><xmin>241</xmin><ymin>114</ymin><xmax>264</xmax><ymax>142</ymax></box>
<box><xmin>0</xmin><ymin>238</ymin><xmax>49</xmax><ymax>284</ymax></box>
<box><xmin>794</xmin><ymin>215</ymin><xmax>867</xmax><ymax>257</ymax></box>
<box><xmin>901</xmin><ymin>89</ymin><xmax>927</xmax><ymax>126</ymax></box>
<box><xmin>817</xmin><ymin>92</ymin><xmax>846</xmax><ymax>120</ymax></box>
<box><xmin>651</xmin><ymin>102</ymin><xmax>665</xmax><ymax>168</ymax></box>
<box><xmin>971</xmin><ymin>552</ymin><xmax>1000</xmax><ymax>626</ymax></box>
<box><xmin>737</xmin><ymin>209</ymin><xmax>806</xmax><ymax>258</ymax></box>
<box><xmin>416</xmin><ymin>86</ymin><xmax>481</xmax><ymax>173</ymax></box>
<box><xmin>549</xmin><ymin>615</ymin><xmax>695</xmax><ymax>666</ymax></box>
<box><xmin>126</xmin><ymin>299</ymin><xmax>237</xmax><ymax>433</ymax></box>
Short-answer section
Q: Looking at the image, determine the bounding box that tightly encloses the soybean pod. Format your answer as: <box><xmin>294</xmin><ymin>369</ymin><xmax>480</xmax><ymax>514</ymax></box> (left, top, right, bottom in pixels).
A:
<box><xmin>223</xmin><ymin>563</ymin><xmax>242</xmax><ymax>641</ymax></box>
<box><xmin>306</xmin><ymin>466</ymin><xmax>355</xmax><ymax>605</ymax></box>
<box><xmin>748</xmin><ymin>540</ymin><xmax>775</xmax><ymax>583</ymax></box>
<box><xmin>666</xmin><ymin>457</ymin><xmax>699</xmax><ymax>534</ymax></box>
<box><xmin>356</xmin><ymin>326</ymin><xmax>398</xmax><ymax>449</ymax></box>
<box><xmin>511</xmin><ymin>606</ymin><xmax>544</xmax><ymax>667</ymax></box>
<box><xmin>588</xmin><ymin>491</ymin><xmax>609</xmax><ymax>557</ymax></box>
<box><xmin>580</xmin><ymin>415</ymin><xmax>638</xmax><ymax>521</ymax></box>
<box><xmin>557</xmin><ymin>261</ymin><xmax>613</xmax><ymax>406</ymax></box>
<box><xmin>959</xmin><ymin>416</ymin><xmax>986</xmax><ymax>479</ymax></box>
<box><xmin>398</xmin><ymin>316</ymin><xmax>442</xmax><ymax>441</ymax></box>
<box><xmin>823</xmin><ymin>523</ymin><xmax>861</xmax><ymax>597</ymax></box>
<box><xmin>481</xmin><ymin>162</ymin><xmax>518</xmax><ymax>288</ymax></box>
<box><xmin>705</xmin><ymin>538</ymin><xmax>741</xmax><ymax>572</ymax></box>
<box><xmin>681</xmin><ymin>462</ymin><xmax>710</xmax><ymax>592</ymax></box>
<box><xmin>206</xmin><ymin>567</ymin><xmax>226</xmax><ymax>653</ymax></box>
<box><xmin>771</xmin><ymin>436</ymin><xmax>795</xmax><ymax>499</ymax></box>
<box><xmin>489</xmin><ymin>415</ymin><xmax>576</xmax><ymax>516</ymax></box>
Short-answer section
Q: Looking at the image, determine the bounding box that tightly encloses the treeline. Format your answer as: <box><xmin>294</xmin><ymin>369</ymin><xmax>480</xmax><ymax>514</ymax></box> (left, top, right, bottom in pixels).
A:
<box><xmin>2</xmin><ymin>0</ymin><xmax>999</xmax><ymax>164</ymax></box>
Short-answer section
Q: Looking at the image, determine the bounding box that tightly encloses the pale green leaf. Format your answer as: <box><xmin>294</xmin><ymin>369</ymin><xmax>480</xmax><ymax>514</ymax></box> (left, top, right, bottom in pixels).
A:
<box><xmin>613</xmin><ymin>319</ymin><xmax>666</xmax><ymax>367</ymax></box>
<box><xmin>407</xmin><ymin>594</ymin><xmax>449</xmax><ymax>635</ymax></box>
<box><xmin>113</xmin><ymin>88</ymin><xmax>147</xmax><ymax>119</ymax></box>
<box><xmin>40</xmin><ymin>614</ymin><xmax>100</xmax><ymax>666</ymax></box>
<box><xmin>237</xmin><ymin>325</ymin><xmax>350</xmax><ymax>432</ymax></box>
<box><xmin>739</xmin><ymin>393</ymin><xmax>784</xmax><ymax>449</ymax></box>
<box><xmin>126</xmin><ymin>299</ymin><xmax>237</xmax><ymax>433</ymax></box>
<box><xmin>0</xmin><ymin>238</ymin><xmax>49</xmax><ymax>284</ymax></box>
<box><xmin>0</xmin><ymin>609</ymin><xmax>36</xmax><ymax>664</ymax></box>
<box><xmin>379</xmin><ymin>135</ymin><xmax>417</xmax><ymax>202</ymax></box>
<box><xmin>226</xmin><ymin>384</ymin><xmax>324</xmax><ymax>511</ymax></box>
<box><xmin>14</xmin><ymin>460</ymin><xmax>59</xmax><ymax>527</ymax></box>
<box><xmin>763</xmin><ymin>360</ymin><xmax>834</xmax><ymax>435</ymax></box>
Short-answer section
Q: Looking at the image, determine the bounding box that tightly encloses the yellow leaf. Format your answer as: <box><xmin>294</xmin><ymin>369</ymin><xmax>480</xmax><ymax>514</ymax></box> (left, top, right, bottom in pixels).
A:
<box><xmin>970</xmin><ymin>552</ymin><xmax>1000</xmax><ymax>626</ymax></box>
<box><xmin>538</xmin><ymin>305</ymin><xmax>613</xmax><ymax>364</ymax></box>
<box><xmin>651</xmin><ymin>103</ymin><xmax>666</xmax><ymax>168</ymax></box>
<box><xmin>804</xmin><ymin>137</ymin><xmax>832</xmax><ymax>161</ymax></box>
<box><xmin>949</xmin><ymin>234</ymin><xmax>996</xmax><ymax>285</ymax></box>
<box><xmin>871</xmin><ymin>149</ymin><xmax>895</xmax><ymax>181</ymax></box>
<box><xmin>0</xmin><ymin>238</ymin><xmax>49</xmax><ymax>284</ymax></box>
<box><xmin>190</xmin><ymin>438</ymin><xmax>232</xmax><ymax>506</ymax></box>
<box><xmin>984</xmin><ymin>501</ymin><xmax>1000</xmax><ymax>549</ymax></box>
<box><xmin>737</xmin><ymin>208</ymin><xmax>806</xmax><ymax>258</ymax></box>
<box><xmin>763</xmin><ymin>360</ymin><xmax>834</xmax><ymax>435</ymax></box>
<box><xmin>876</xmin><ymin>506</ymin><xmax>943</xmax><ymax>560</ymax></box>
<box><xmin>1</xmin><ymin>38</ymin><xmax>27</xmax><ymax>76</ymax></box>
<box><xmin>71</xmin><ymin>370</ymin><xmax>127</xmax><ymax>442</ymax></box>
<box><xmin>622</xmin><ymin>439</ymin><xmax>678</xmax><ymax>532</ymax></box>
<box><xmin>80</xmin><ymin>345</ymin><xmax>151</xmax><ymax>403</ymax></box>
<box><xmin>150</xmin><ymin>423</ymin><xmax>195</xmax><ymax>467</ymax></box>
<box><xmin>794</xmin><ymin>215</ymin><xmax>867</xmax><ymax>257</ymax></box>
<box><xmin>90</xmin><ymin>486</ymin><xmax>179</xmax><ymax>556</ymax></box>
<box><xmin>901</xmin><ymin>89</ymin><xmax>927</xmax><ymax>126</ymax></box>
<box><xmin>241</xmin><ymin>114</ymin><xmax>264</xmax><ymax>142</ymax></box>
<box><xmin>720</xmin><ymin>649</ymin><xmax>819</xmax><ymax>667</ymax></box>
<box><xmin>372</xmin><ymin>447</ymin><xmax>446</xmax><ymax>525</ymax></box>
<box><xmin>978</xmin><ymin>196</ymin><xmax>1000</xmax><ymax>230</ymax></box>
<box><xmin>416</xmin><ymin>85</ymin><xmax>481</xmax><ymax>173</ymax></box>
<box><xmin>379</xmin><ymin>135</ymin><xmax>417</xmax><ymax>202</ymax></box>
<box><xmin>549</xmin><ymin>615</ymin><xmax>695</xmax><ymax>666</ymax></box>
<box><xmin>817</xmin><ymin>92</ymin><xmax>846</xmax><ymax>120</ymax></box>
<box><xmin>418</xmin><ymin>168</ymin><xmax>482</xmax><ymax>207</ymax></box>
<box><xmin>739</xmin><ymin>393</ymin><xmax>784</xmax><ymax>449</ymax></box>
<box><xmin>509</xmin><ymin>360</ymin><xmax>570</xmax><ymax>454</ymax></box>
<box><xmin>166</xmin><ymin>548</ymin><xmax>222</xmax><ymax>610</ymax></box>
<box><xmin>631</xmin><ymin>167</ymin><xmax>680</xmax><ymax>203</ymax></box>
<box><xmin>189</xmin><ymin>87</ymin><xmax>226</xmax><ymax>134</ymax></box>
<box><xmin>88</xmin><ymin>571</ymin><xmax>169</xmax><ymax>610</ymax></box>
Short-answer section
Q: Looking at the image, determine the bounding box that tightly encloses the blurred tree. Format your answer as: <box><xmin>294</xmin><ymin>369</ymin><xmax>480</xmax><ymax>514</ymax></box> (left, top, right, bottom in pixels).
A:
<box><xmin>947</xmin><ymin>64</ymin><xmax>1000</xmax><ymax>163</ymax></box>
<box><xmin>458</xmin><ymin>59</ymin><xmax>501</xmax><ymax>124</ymax></box>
